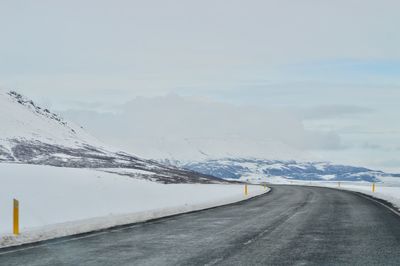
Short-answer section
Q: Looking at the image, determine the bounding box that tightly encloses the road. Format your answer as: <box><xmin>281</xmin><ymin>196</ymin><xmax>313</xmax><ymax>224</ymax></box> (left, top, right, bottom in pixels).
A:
<box><xmin>1</xmin><ymin>185</ymin><xmax>400</xmax><ymax>265</ymax></box>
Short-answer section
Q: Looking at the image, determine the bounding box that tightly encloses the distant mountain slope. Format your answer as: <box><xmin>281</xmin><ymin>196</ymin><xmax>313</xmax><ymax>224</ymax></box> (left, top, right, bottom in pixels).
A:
<box><xmin>181</xmin><ymin>158</ymin><xmax>396</xmax><ymax>183</ymax></box>
<box><xmin>0</xmin><ymin>90</ymin><xmax>223</xmax><ymax>184</ymax></box>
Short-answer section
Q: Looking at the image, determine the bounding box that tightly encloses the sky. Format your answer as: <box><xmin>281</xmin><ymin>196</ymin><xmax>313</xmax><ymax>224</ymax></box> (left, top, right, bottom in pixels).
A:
<box><xmin>1</xmin><ymin>0</ymin><xmax>399</xmax><ymax>171</ymax></box>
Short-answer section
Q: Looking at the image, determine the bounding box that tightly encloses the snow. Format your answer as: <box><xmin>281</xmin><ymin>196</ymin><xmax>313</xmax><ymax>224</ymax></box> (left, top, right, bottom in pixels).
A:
<box><xmin>0</xmin><ymin>90</ymin><xmax>115</xmax><ymax>160</ymax></box>
<box><xmin>1</xmin><ymin>90</ymin><xmax>228</xmax><ymax>184</ymax></box>
<box><xmin>313</xmin><ymin>162</ymin><xmax>327</xmax><ymax>171</ymax></box>
<box><xmin>265</xmin><ymin>163</ymin><xmax>287</xmax><ymax>170</ymax></box>
<box><xmin>0</xmin><ymin>163</ymin><xmax>267</xmax><ymax>248</ymax></box>
<box><xmin>320</xmin><ymin>175</ymin><xmax>336</xmax><ymax>180</ymax></box>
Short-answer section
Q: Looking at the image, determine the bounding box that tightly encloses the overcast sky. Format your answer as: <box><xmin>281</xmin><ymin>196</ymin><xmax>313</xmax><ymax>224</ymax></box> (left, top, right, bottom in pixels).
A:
<box><xmin>1</xmin><ymin>1</ymin><xmax>399</xmax><ymax>171</ymax></box>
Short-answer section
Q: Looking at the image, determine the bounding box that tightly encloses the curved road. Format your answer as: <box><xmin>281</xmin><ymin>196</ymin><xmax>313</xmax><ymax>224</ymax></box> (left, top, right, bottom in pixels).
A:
<box><xmin>1</xmin><ymin>185</ymin><xmax>400</xmax><ymax>265</ymax></box>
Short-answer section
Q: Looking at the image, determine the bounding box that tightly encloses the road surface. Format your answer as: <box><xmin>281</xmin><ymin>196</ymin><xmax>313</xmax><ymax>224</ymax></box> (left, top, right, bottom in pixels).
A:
<box><xmin>1</xmin><ymin>185</ymin><xmax>400</xmax><ymax>265</ymax></box>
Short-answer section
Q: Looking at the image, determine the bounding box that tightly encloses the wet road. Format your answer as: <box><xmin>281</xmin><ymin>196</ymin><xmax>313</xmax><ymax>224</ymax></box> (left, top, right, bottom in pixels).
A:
<box><xmin>1</xmin><ymin>185</ymin><xmax>400</xmax><ymax>265</ymax></box>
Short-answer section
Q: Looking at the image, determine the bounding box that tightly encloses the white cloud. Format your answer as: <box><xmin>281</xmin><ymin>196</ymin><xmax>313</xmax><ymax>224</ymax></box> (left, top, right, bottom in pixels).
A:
<box><xmin>62</xmin><ymin>94</ymin><xmax>341</xmax><ymax>161</ymax></box>
<box><xmin>299</xmin><ymin>105</ymin><xmax>374</xmax><ymax>120</ymax></box>
<box><xmin>58</xmin><ymin>93</ymin><xmax>400</xmax><ymax>172</ymax></box>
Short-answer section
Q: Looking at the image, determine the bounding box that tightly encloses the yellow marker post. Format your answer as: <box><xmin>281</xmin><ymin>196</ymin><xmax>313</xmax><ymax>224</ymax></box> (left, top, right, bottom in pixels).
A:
<box><xmin>372</xmin><ymin>183</ymin><xmax>376</xmax><ymax>193</ymax></box>
<box><xmin>263</xmin><ymin>184</ymin><xmax>267</xmax><ymax>190</ymax></box>
<box><xmin>13</xmin><ymin>199</ymin><xmax>19</xmax><ymax>235</ymax></box>
<box><xmin>245</xmin><ymin>184</ymin><xmax>248</xmax><ymax>196</ymax></box>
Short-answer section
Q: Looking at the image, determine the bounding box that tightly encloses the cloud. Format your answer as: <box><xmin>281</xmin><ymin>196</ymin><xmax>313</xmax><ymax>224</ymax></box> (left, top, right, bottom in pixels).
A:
<box><xmin>1</xmin><ymin>0</ymin><xmax>400</xmax><ymax>101</ymax></box>
<box><xmin>362</xmin><ymin>142</ymin><xmax>383</xmax><ymax>150</ymax></box>
<box><xmin>300</xmin><ymin>105</ymin><xmax>374</xmax><ymax>120</ymax></box>
<box><xmin>61</xmin><ymin>94</ymin><xmax>342</xmax><ymax>160</ymax></box>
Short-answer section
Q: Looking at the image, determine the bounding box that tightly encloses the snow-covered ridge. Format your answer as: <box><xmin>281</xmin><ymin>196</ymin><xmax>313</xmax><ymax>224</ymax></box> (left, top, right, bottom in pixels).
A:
<box><xmin>0</xmin><ymin>90</ymin><xmax>223</xmax><ymax>184</ymax></box>
<box><xmin>8</xmin><ymin>91</ymin><xmax>73</xmax><ymax>132</ymax></box>
<box><xmin>0</xmin><ymin>90</ymin><xmax>98</xmax><ymax>148</ymax></box>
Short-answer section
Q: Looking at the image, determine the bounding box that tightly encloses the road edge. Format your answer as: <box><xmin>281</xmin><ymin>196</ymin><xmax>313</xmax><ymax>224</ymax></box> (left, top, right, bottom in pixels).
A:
<box><xmin>304</xmin><ymin>184</ymin><xmax>400</xmax><ymax>217</ymax></box>
<box><xmin>0</xmin><ymin>186</ymin><xmax>271</xmax><ymax>253</ymax></box>
<box><xmin>351</xmin><ymin>190</ymin><xmax>400</xmax><ymax>217</ymax></box>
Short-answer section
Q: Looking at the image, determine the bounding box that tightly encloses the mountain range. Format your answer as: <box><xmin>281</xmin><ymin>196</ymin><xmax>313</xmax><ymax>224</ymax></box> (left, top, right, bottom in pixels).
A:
<box><xmin>1</xmin><ymin>90</ymin><xmax>398</xmax><ymax>184</ymax></box>
<box><xmin>174</xmin><ymin>158</ymin><xmax>399</xmax><ymax>183</ymax></box>
<box><xmin>0</xmin><ymin>90</ymin><xmax>223</xmax><ymax>184</ymax></box>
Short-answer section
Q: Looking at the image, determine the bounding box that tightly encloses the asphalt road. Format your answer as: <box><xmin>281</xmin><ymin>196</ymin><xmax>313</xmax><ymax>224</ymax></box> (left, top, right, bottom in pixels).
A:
<box><xmin>1</xmin><ymin>185</ymin><xmax>400</xmax><ymax>266</ymax></box>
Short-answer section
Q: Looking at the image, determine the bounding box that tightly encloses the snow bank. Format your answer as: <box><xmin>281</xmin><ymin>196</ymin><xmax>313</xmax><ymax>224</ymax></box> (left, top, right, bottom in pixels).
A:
<box><xmin>0</xmin><ymin>163</ymin><xmax>267</xmax><ymax>248</ymax></box>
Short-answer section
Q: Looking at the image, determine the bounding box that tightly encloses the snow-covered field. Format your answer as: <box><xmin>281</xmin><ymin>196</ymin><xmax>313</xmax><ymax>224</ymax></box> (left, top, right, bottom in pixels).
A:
<box><xmin>0</xmin><ymin>163</ymin><xmax>267</xmax><ymax>248</ymax></box>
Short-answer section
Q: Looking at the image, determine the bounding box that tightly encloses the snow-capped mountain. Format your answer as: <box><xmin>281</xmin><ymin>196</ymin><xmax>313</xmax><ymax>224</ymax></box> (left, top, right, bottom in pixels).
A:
<box><xmin>0</xmin><ymin>90</ymin><xmax>223</xmax><ymax>184</ymax></box>
<box><xmin>179</xmin><ymin>158</ymin><xmax>397</xmax><ymax>183</ymax></box>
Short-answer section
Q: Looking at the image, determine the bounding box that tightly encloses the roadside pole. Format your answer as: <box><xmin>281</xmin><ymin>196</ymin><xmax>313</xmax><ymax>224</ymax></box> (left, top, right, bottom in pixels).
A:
<box><xmin>13</xmin><ymin>199</ymin><xmax>19</xmax><ymax>235</ymax></box>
